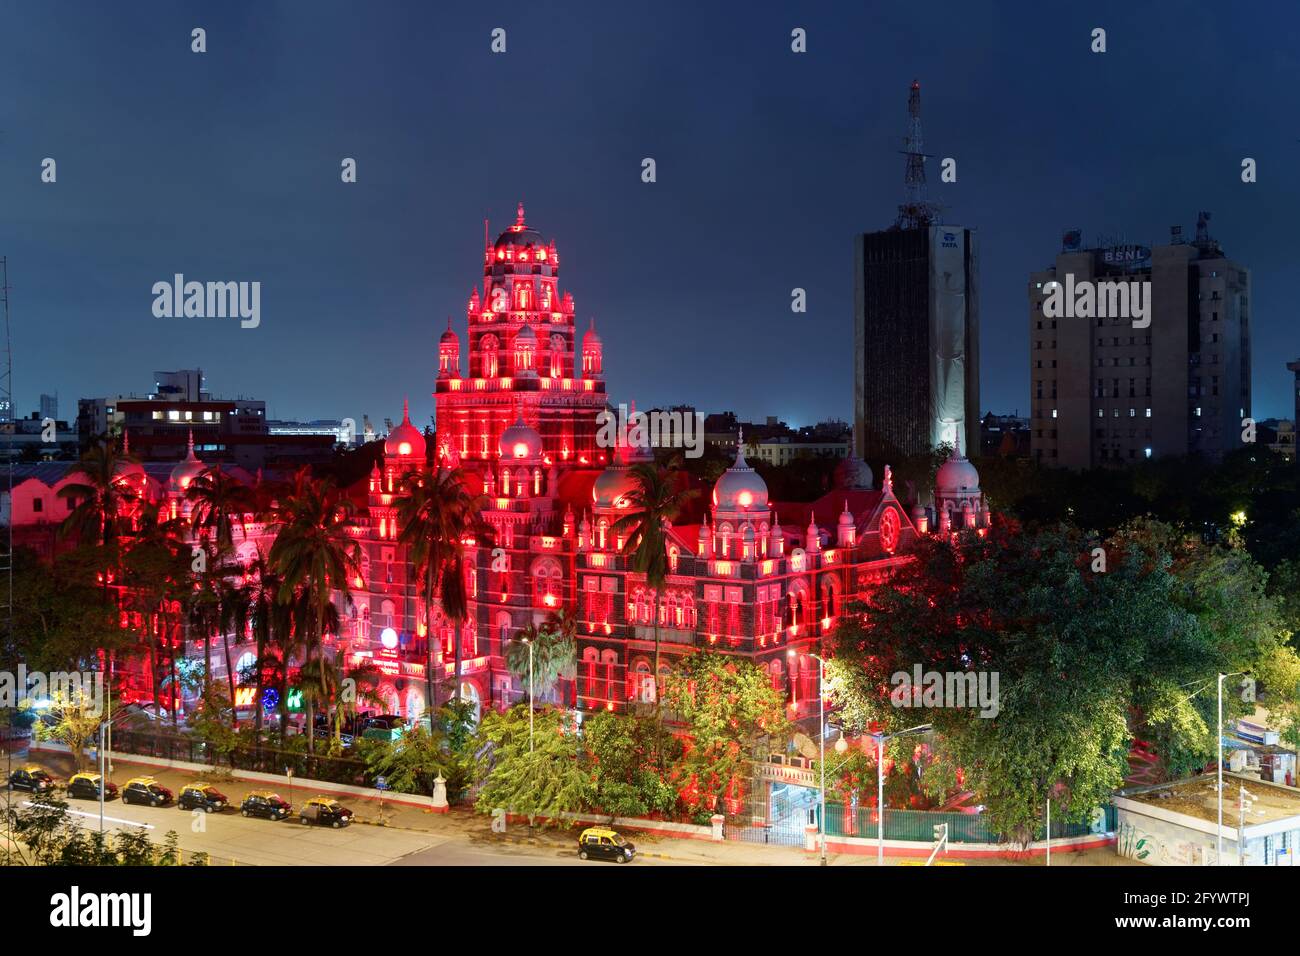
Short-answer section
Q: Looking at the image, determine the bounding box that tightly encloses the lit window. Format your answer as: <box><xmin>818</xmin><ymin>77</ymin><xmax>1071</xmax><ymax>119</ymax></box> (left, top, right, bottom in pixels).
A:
<box><xmin>168</xmin><ymin>410</ymin><xmax>180</xmax><ymax>421</ymax></box>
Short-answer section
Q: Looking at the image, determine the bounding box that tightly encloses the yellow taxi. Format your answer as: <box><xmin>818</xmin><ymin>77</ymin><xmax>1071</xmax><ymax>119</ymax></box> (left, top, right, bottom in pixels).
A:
<box><xmin>299</xmin><ymin>796</ymin><xmax>353</xmax><ymax>828</ymax></box>
<box><xmin>577</xmin><ymin>826</ymin><xmax>635</xmax><ymax>863</ymax></box>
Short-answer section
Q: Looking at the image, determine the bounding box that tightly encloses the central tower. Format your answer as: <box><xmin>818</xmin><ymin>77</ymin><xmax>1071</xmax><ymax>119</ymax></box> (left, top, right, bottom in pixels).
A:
<box><xmin>434</xmin><ymin>204</ymin><xmax>608</xmax><ymax>475</ymax></box>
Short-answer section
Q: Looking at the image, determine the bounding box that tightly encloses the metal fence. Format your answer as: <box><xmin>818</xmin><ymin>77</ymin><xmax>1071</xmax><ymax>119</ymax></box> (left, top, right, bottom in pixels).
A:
<box><xmin>822</xmin><ymin>803</ymin><xmax>1117</xmax><ymax>843</ymax></box>
<box><xmin>108</xmin><ymin>729</ymin><xmax>373</xmax><ymax>789</ymax></box>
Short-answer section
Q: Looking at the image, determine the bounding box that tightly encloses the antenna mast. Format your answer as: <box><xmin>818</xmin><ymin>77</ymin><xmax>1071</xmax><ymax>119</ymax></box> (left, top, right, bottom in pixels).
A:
<box><xmin>896</xmin><ymin>79</ymin><xmax>939</xmax><ymax>230</ymax></box>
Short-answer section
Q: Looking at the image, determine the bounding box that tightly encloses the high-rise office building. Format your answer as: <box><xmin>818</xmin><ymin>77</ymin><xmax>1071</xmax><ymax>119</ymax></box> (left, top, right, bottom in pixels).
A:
<box><xmin>854</xmin><ymin>82</ymin><xmax>980</xmax><ymax>462</ymax></box>
<box><xmin>1028</xmin><ymin>213</ymin><xmax>1251</xmax><ymax>468</ymax></box>
<box><xmin>39</xmin><ymin>393</ymin><xmax>58</xmax><ymax>421</ymax></box>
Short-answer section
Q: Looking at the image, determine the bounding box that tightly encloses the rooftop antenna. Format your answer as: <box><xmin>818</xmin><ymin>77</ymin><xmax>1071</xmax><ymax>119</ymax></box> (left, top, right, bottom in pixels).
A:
<box><xmin>895</xmin><ymin>79</ymin><xmax>940</xmax><ymax>230</ymax></box>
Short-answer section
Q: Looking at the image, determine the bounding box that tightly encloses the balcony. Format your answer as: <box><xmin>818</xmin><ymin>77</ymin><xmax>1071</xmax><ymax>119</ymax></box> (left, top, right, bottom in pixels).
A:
<box><xmin>632</xmin><ymin>625</ymin><xmax>695</xmax><ymax>645</ymax></box>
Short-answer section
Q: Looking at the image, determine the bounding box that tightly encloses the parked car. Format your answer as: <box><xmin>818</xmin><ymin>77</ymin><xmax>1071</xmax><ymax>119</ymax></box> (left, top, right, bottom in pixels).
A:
<box><xmin>8</xmin><ymin>764</ymin><xmax>55</xmax><ymax>794</ymax></box>
<box><xmin>577</xmin><ymin>826</ymin><xmax>636</xmax><ymax>863</ymax></box>
<box><xmin>177</xmin><ymin>783</ymin><xmax>229</xmax><ymax>812</ymax></box>
<box><xmin>299</xmin><ymin>796</ymin><xmax>353</xmax><ymax>828</ymax></box>
<box><xmin>121</xmin><ymin>776</ymin><xmax>174</xmax><ymax>807</ymax></box>
<box><xmin>240</xmin><ymin>790</ymin><xmax>292</xmax><ymax>820</ymax></box>
<box><xmin>66</xmin><ymin>772</ymin><xmax>118</xmax><ymax>801</ymax></box>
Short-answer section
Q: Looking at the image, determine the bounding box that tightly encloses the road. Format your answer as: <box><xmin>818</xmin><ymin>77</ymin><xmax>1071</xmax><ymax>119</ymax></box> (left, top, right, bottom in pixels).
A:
<box><xmin>25</xmin><ymin>794</ymin><xmax>684</xmax><ymax>866</ymax></box>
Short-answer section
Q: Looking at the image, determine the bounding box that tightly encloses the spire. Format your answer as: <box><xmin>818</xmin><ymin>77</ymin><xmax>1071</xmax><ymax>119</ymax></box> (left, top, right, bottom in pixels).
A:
<box><xmin>402</xmin><ymin>397</ymin><xmax>411</xmax><ymax>423</ymax></box>
<box><xmin>186</xmin><ymin>429</ymin><xmax>195</xmax><ymax>458</ymax></box>
<box><xmin>515</xmin><ymin>201</ymin><xmax>526</xmax><ymax>228</ymax></box>
<box><xmin>122</xmin><ymin>428</ymin><xmax>130</xmax><ymax>455</ymax></box>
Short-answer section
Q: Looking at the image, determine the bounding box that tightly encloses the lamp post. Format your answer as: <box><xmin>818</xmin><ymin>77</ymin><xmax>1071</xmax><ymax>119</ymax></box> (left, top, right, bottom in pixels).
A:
<box><xmin>516</xmin><ymin>635</ymin><xmax>534</xmax><ymax>753</ymax></box>
<box><xmin>1217</xmin><ymin>671</ymin><xmax>1243</xmax><ymax>865</ymax></box>
<box><xmin>868</xmin><ymin>723</ymin><xmax>932</xmax><ymax>867</ymax></box>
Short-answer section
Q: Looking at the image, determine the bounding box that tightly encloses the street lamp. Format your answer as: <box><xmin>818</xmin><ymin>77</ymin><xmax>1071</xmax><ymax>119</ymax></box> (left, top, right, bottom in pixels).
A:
<box><xmin>517</xmin><ymin>635</ymin><xmax>534</xmax><ymax>753</ymax></box>
<box><xmin>868</xmin><ymin>723</ymin><xmax>932</xmax><ymax>867</ymax></box>
<box><xmin>1217</xmin><ymin>671</ymin><xmax>1243</xmax><ymax>865</ymax></box>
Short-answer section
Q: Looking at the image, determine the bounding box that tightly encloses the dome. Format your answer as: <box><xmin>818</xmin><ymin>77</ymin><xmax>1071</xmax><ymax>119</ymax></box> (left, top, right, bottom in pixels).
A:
<box><xmin>712</xmin><ymin>432</ymin><xmax>769</xmax><ymax>513</ymax></box>
<box><xmin>170</xmin><ymin>431</ymin><xmax>205</xmax><ymax>491</ymax></box>
<box><xmin>592</xmin><ymin>460</ymin><xmax>637</xmax><ymax>510</ymax></box>
<box><xmin>583</xmin><ymin>319</ymin><xmax>602</xmax><ymax>348</ymax></box>
<box><xmin>833</xmin><ymin>456</ymin><xmax>874</xmax><ymax>490</ymax></box>
<box><xmin>935</xmin><ymin>449</ymin><xmax>980</xmax><ymax>495</ymax></box>
<box><xmin>498</xmin><ymin>416</ymin><xmax>542</xmax><ymax>460</ymax></box>
<box><xmin>439</xmin><ymin>318</ymin><xmax>459</xmax><ymax>346</ymax></box>
<box><xmin>493</xmin><ymin>203</ymin><xmax>548</xmax><ymax>253</ymax></box>
<box><xmin>385</xmin><ymin>400</ymin><xmax>427</xmax><ymax>460</ymax></box>
<box><xmin>515</xmin><ymin>324</ymin><xmax>537</xmax><ymax>343</ymax></box>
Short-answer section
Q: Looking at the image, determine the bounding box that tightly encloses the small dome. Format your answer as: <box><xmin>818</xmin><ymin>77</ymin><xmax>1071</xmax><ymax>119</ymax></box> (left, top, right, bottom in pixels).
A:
<box><xmin>936</xmin><ymin>450</ymin><xmax>980</xmax><ymax>495</ymax></box>
<box><xmin>385</xmin><ymin>400</ymin><xmax>427</xmax><ymax>460</ymax></box>
<box><xmin>499</xmin><ymin>416</ymin><xmax>542</xmax><ymax>460</ymax></box>
<box><xmin>170</xmin><ymin>431</ymin><xmax>205</xmax><ymax>491</ymax></box>
<box><xmin>833</xmin><ymin>456</ymin><xmax>874</xmax><ymax>490</ymax></box>
<box><xmin>515</xmin><ymin>324</ymin><xmax>537</xmax><ymax>343</ymax></box>
<box><xmin>712</xmin><ymin>432</ymin><xmax>768</xmax><ymax>513</ymax></box>
<box><xmin>583</xmin><ymin>319</ymin><xmax>602</xmax><ymax>348</ymax></box>
<box><xmin>440</xmin><ymin>318</ymin><xmax>459</xmax><ymax>346</ymax></box>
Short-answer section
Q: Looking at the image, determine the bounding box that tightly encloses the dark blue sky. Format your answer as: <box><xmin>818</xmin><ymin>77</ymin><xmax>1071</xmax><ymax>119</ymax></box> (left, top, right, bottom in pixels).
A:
<box><xmin>3</xmin><ymin>0</ymin><xmax>1298</xmax><ymax>430</ymax></box>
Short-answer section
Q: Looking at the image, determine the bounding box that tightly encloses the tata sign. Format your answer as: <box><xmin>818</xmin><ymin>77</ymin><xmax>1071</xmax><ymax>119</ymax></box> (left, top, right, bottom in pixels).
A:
<box><xmin>1102</xmin><ymin>244</ymin><xmax>1151</xmax><ymax>269</ymax></box>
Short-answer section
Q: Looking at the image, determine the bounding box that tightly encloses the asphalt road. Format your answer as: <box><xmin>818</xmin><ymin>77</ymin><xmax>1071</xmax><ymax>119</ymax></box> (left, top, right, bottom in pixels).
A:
<box><xmin>31</xmin><ymin>794</ymin><xmax>438</xmax><ymax>866</ymax></box>
<box><xmin>23</xmin><ymin>793</ymin><xmax>683</xmax><ymax>866</ymax></box>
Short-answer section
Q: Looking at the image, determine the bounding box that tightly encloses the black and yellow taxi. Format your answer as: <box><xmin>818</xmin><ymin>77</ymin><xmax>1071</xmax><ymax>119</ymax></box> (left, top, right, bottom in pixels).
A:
<box><xmin>121</xmin><ymin>776</ymin><xmax>174</xmax><ymax>807</ymax></box>
<box><xmin>299</xmin><ymin>796</ymin><xmax>353</xmax><ymax>828</ymax></box>
<box><xmin>8</xmin><ymin>764</ymin><xmax>55</xmax><ymax>794</ymax></box>
<box><xmin>177</xmin><ymin>782</ymin><xmax>229</xmax><ymax>813</ymax></box>
<box><xmin>66</xmin><ymin>772</ymin><xmax>118</xmax><ymax>801</ymax></box>
<box><xmin>577</xmin><ymin>826</ymin><xmax>636</xmax><ymax>863</ymax></box>
<box><xmin>240</xmin><ymin>790</ymin><xmax>292</xmax><ymax>820</ymax></box>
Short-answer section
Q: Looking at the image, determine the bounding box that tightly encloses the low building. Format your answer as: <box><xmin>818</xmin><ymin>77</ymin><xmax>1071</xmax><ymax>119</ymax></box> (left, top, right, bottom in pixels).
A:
<box><xmin>1114</xmin><ymin>773</ymin><xmax>1300</xmax><ymax>866</ymax></box>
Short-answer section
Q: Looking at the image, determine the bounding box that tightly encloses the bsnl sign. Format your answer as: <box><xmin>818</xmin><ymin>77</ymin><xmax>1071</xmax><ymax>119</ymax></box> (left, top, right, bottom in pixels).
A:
<box><xmin>1101</xmin><ymin>244</ymin><xmax>1151</xmax><ymax>269</ymax></box>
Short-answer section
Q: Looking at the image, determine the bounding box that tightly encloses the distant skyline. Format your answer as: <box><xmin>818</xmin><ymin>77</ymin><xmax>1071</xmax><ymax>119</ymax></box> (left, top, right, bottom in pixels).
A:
<box><xmin>3</xmin><ymin>1</ymin><xmax>1298</xmax><ymax>434</ymax></box>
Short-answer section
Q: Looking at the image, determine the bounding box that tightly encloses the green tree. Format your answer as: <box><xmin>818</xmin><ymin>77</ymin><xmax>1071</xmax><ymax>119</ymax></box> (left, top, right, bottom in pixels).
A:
<box><xmin>582</xmin><ymin>710</ymin><xmax>679</xmax><ymax>818</ymax></box>
<box><xmin>661</xmin><ymin>652</ymin><xmax>789</xmax><ymax>820</ymax></box>
<box><xmin>475</xmin><ymin>705</ymin><xmax>592</xmax><ymax>826</ymax></box>
<box><xmin>824</xmin><ymin>518</ymin><xmax>1298</xmax><ymax>843</ymax></box>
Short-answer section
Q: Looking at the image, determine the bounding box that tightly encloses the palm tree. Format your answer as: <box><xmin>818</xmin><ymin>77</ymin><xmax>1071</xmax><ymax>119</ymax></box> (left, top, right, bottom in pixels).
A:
<box><xmin>610</xmin><ymin>458</ymin><xmax>698</xmax><ymax>714</ymax></box>
<box><xmin>506</xmin><ymin>610</ymin><xmax>578</xmax><ymax>706</ymax></box>
<box><xmin>395</xmin><ymin>464</ymin><xmax>490</xmax><ymax>709</ymax></box>
<box><xmin>57</xmin><ymin>436</ymin><xmax>139</xmax><ymax>550</ymax></box>
<box><xmin>267</xmin><ymin>470</ymin><xmax>362</xmax><ymax>754</ymax></box>
<box><xmin>187</xmin><ymin>464</ymin><xmax>255</xmax><ymax>551</ymax></box>
<box><xmin>187</xmin><ymin>464</ymin><xmax>256</xmax><ymax>725</ymax></box>
<box><xmin>244</xmin><ymin>550</ymin><xmax>292</xmax><ymax>742</ymax></box>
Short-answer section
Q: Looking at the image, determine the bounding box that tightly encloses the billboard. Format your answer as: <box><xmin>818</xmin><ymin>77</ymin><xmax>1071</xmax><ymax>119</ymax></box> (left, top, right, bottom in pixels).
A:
<box><xmin>928</xmin><ymin>227</ymin><xmax>969</xmax><ymax>452</ymax></box>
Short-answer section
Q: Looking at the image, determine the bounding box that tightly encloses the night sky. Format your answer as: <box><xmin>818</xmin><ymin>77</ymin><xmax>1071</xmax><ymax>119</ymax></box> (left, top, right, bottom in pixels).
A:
<box><xmin>3</xmin><ymin>0</ymin><xmax>1298</xmax><ymax>432</ymax></box>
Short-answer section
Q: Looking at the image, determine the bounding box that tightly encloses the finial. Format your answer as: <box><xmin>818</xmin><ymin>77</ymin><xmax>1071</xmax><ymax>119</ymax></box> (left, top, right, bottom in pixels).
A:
<box><xmin>516</xmin><ymin>201</ymin><xmax>526</xmax><ymax>226</ymax></box>
<box><xmin>122</xmin><ymin>428</ymin><xmax>130</xmax><ymax>454</ymax></box>
<box><xmin>402</xmin><ymin>397</ymin><xmax>410</xmax><ymax>422</ymax></box>
<box><xmin>187</xmin><ymin>429</ymin><xmax>195</xmax><ymax>456</ymax></box>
